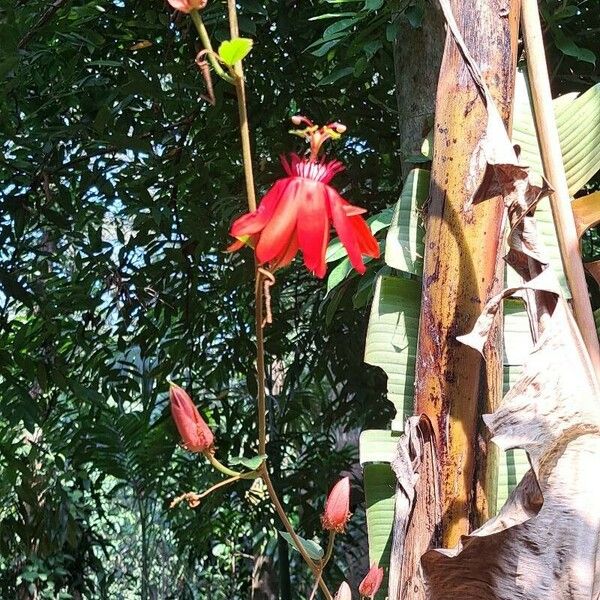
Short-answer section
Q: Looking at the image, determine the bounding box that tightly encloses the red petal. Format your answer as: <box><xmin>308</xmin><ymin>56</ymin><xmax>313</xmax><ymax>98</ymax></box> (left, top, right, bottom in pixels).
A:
<box><xmin>272</xmin><ymin>231</ymin><xmax>299</xmax><ymax>271</ymax></box>
<box><xmin>296</xmin><ymin>180</ymin><xmax>330</xmax><ymax>278</ymax></box>
<box><xmin>226</xmin><ymin>233</ymin><xmax>258</xmax><ymax>253</ymax></box>
<box><xmin>351</xmin><ymin>215</ymin><xmax>380</xmax><ymax>258</ymax></box>
<box><xmin>342</xmin><ymin>202</ymin><xmax>367</xmax><ymax>217</ymax></box>
<box><xmin>227</xmin><ymin>239</ymin><xmax>245</xmax><ymax>252</ymax></box>
<box><xmin>327</xmin><ymin>188</ymin><xmax>366</xmax><ymax>274</ymax></box>
<box><xmin>230</xmin><ymin>178</ymin><xmax>288</xmax><ymax>237</ymax></box>
<box><xmin>255</xmin><ymin>180</ymin><xmax>300</xmax><ymax>264</ymax></box>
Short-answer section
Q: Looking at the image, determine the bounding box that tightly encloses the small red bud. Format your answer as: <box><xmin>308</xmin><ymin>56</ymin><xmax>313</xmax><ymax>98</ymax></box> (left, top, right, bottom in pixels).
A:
<box><xmin>358</xmin><ymin>563</ymin><xmax>384</xmax><ymax>599</ymax></box>
<box><xmin>321</xmin><ymin>476</ymin><xmax>351</xmax><ymax>533</ymax></box>
<box><xmin>334</xmin><ymin>582</ymin><xmax>352</xmax><ymax>600</ymax></box>
<box><xmin>167</xmin><ymin>0</ymin><xmax>207</xmax><ymax>13</ymax></box>
<box><xmin>169</xmin><ymin>383</ymin><xmax>214</xmax><ymax>453</ymax></box>
<box><xmin>291</xmin><ymin>115</ymin><xmax>303</xmax><ymax>125</ymax></box>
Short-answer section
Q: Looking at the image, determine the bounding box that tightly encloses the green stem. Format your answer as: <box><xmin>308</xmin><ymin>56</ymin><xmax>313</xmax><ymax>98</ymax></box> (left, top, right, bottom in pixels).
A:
<box><xmin>309</xmin><ymin>532</ymin><xmax>336</xmax><ymax>600</ymax></box>
<box><xmin>260</xmin><ymin>464</ymin><xmax>333</xmax><ymax>600</ymax></box>
<box><xmin>226</xmin><ymin>0</ymin><xmax>257</xmax><ymax>212</ymax></box>
<box><xmin>223</xmin><ymin>1</ymin><xmax>331</xmax><ymax>597</ymax></box>
<box><xmin>206</xmin><ymin>452</ymin><xmax>241</xmax><ymax>477</ymax></box>
<box><xmin>323</xmin><ymin>530</ymin><xmax>336</xmax><ymax>566</ymax></box>
<box><xmin>194</xmin><ymin>471</ymin><xmax>257</xmax><ymax>499</ymax></box>
<box><xmin>189</xmin><ymin>9</ymin><xmax>235</xmax><ymax>85</ymax></box>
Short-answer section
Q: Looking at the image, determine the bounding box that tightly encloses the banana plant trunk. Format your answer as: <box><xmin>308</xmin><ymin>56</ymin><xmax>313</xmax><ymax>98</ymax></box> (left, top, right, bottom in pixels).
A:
<box><xmin>414</xmin><ymin>0</ymin><xmax>522</xmax><ymax>547</ymax></box>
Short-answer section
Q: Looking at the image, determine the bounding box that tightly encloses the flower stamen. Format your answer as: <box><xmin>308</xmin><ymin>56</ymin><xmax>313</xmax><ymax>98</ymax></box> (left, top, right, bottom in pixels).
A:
<box><xmin>289</xmin><ymin>116</ymin><xmax>347</xmax><ymax>161</ymax></box>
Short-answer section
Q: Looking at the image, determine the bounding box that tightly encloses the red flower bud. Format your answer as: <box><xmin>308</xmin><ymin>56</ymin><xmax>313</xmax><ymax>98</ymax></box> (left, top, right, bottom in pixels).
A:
<box><xmin>167</xmin><ymin>0</ymin><xmax>207</xmax><ymax>13</ymax></box>
<box><xmin>358</xmin><ymin>564</ymin><xmax>384</xmax><ymax>599</ymax></box>
<box><xmin>321</xmin><ymin>476</ymin><xmax>351</xmax><ymax>532</ymax></box>
<box><xmin>334</xmin><ymin>582</ymin><xmax>352</xmax><ymax>600</ymax></box>
<box><xmin>169</xmin><ymin>383</ymin><xmax>214</xmax><ymax>453</ymax></box>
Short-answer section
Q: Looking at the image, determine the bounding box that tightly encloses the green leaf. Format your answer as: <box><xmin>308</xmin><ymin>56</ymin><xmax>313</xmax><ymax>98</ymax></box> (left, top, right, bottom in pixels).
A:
<box><xmin>496</xmin><ymin>300</ymin><xmax>531</xmax><ymax>509</ymax></box>
<box><xmin>353</xmin><ymin>266</ymin><xmax>388</xmax><ymax>309</ymax></box>
<box><xmin>513</xmin><ymin>71</ymin><xmax>600</xmax><ymax>195</ymax></box>
<box><xmin>308</xmin><ymin>12</ymin><xmax>358</xmax><ymax>21</ymax></box>
<box><xmin>363</xmin><ymin>40</ymin><xmax>383</xmax><ymax>59</ymax></box>
<box><xmin>326</xmin><ymin>257</ymin><xmax>354</xmax><ymax>294</ymax></box>
<box><xmin>0</xmin><ymin>269</ymin><xmax>33</xmax><ymax>307</ymax></box>
<box><xmin>305</xmin><ymin>31</ymin><xmax>347</xmax><ymax>54</ymax></box>
<box><xmin>279</xmin><ymin>531</ymin><xmax>324</xmax><ymax>560</ymax></box>
<box><xmin>552</xmin><ymin>5</ymin><xmax>579</xmax><ymax>20</ymax></box>
<box><xmin>359</xmin><ymin>429</ymin><xmax>402</xmax><ymax>463</ymax></box>
<box><xmin>550</xmin><ymin>27</ymin><xmax>596</xmax><ymax>65</ymax></box>
<box><xmin>229</xmin><ymin>454</ymin><xmax>266</xmax><ymax>470</ymax></box>
<box><xmin>322</xmin><ymin>16</ymin><xmax>361</xmax><ymax>38</ymax></box>
<box><xmin>310</xmin><ymin>38</ymin><xmax>344</xmax><ymax>57</ymax></box>
<box><xmin>359</xmin><ymin>432</ymin><xmax>399</xmax><ymax>598</ymax></box>
<box><xmin>405</xmin><ymin>3</ymin><xmax>425</xmax><ymax>28</ymax></box>
<box><xmin>69</xmin><ymin>380</ymin><xmax>105</xmax><ymax>405</ymax></box>
<box><xmin>511</xmin><ymin>72</ymin><xmax>600</xmax><ymax>298</ymax></box>
<box><xmin>318</xmin><ymin>66</ymin><xmax>355</xmax><ymax>86</ymax></box>
<box><xmin>364</xmin><ymin>275</ymin><xmax>421</xmax><ymax>428</ymax></box>
<box><xmin>325</xmin><ymin>283</ymin><xmax>348</xmax><ymax>326</ymax></box>
<box><xmin>384</xmin><ymin>168</ymin><xmax>429</xmax><ymax>275</ymax></box>
<box><xmin>218</xmin><ymin>38</ymin><xmax>253</xmax><ymax>66</ymax></box>
<box><xmin>497</xmin><ymin>363</ymin><xmax>530</xmax><ymax>509</ymax></box>
<box><xmin>363</xmin><ymin>464</ymin><xmax>396</xmax><ymax>575</ymax></box>
<box><xmin>385</xmin><ymin>21</ymin><xmax>399</xmax><ymax>42</ymax></box>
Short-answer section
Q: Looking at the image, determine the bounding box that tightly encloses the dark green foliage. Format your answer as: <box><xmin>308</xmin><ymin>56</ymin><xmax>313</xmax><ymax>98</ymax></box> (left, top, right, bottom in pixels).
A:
<box><xmin>0</xmin><ymin>0</ymin><xmax>597</xmax><ymax>597</ymax></box>
<box><xmin>0</xmin><ymin>0</ymin><xmax>397</xmax><ymax>596</ymax></box>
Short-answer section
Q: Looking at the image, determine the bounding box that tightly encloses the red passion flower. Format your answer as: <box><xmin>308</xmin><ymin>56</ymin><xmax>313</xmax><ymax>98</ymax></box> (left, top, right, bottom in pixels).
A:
<box><xmin>228</xmin><ymin>116</ymin><xmax>380</xmax><ymax>278</ymax></box>
<box><xmin>169</xmin><ymin>383</ymin><xmax>214</xmax><ymax>453</ymax></box>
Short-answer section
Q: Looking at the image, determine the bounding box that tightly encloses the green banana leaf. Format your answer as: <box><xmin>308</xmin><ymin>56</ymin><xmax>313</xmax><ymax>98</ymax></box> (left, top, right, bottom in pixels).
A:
<box><xmin>384</xmin><ymin>168</ymin><xmax>429</xmax><ymax>275</ymax></box>
<box><xmin>513</xmin><ymin>72</ymin><xmax>600</xmax><ymax>195</ymax></box>
<box><xmin>363</xmin><ymin>275</ymin><xmax>421</xmax><ymax>429</ymax></box>
<box><xmin>359</xmin><ymin>167</ymin><xmax>429</xmax><ymax>595</ymax></box>
<box><xmin>360</xmin><ymin>428</ymin><xmax>403</xmax><ymax>591</ymax></box>
<box><xmin>511</xmin><ymin>72</ymin><xmax>600</xmax><ymax>296</ymax></box>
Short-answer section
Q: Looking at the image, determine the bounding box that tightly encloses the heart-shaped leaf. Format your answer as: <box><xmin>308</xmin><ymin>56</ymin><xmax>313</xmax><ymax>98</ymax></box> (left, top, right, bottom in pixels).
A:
<box><xmin>218</xmin><ymin>38</ymin><xmax>253</xmax><ymax>66</ymax></box>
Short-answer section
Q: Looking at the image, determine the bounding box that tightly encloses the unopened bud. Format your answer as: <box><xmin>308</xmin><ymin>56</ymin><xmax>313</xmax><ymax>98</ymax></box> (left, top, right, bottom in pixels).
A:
<box><xmin>321</xmin><ymin>476</ymin><xmax>351</xmax><ymax>532</ymax></box>
<box><xmin>334</xmin><ymin>582</ymin><xmax>352</xmax><ymax>600</ymax></box>
<box><xmin>169</xmin><ymin>383</ymin><xmax>214</xmax><ymax>453</ymax></box>
<box><xmin>358</xmin><ymin>564</ymin><xmax>384</xmax><ymax>599</ymax></box>
<box><xmin>167</xmin><ymin>0</ymin><xmax>207</xmax><ymax>13</ymax></box>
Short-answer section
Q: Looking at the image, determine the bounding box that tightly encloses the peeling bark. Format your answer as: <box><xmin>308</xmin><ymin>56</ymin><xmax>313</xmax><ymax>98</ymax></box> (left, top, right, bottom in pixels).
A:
<box><xmin>413</xmin><ymin>0</ymin><xmax>522</xmax><ymax>545</ymax></box>
<box><xmin>388</xmin><ymin>417</ymin><xmax>441</xmax><ymax>600</ymax></box>
<box><xmin>390</xmin><ymin>1</ymin><xmax>600</xmax><ymax>596</ymax></box>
